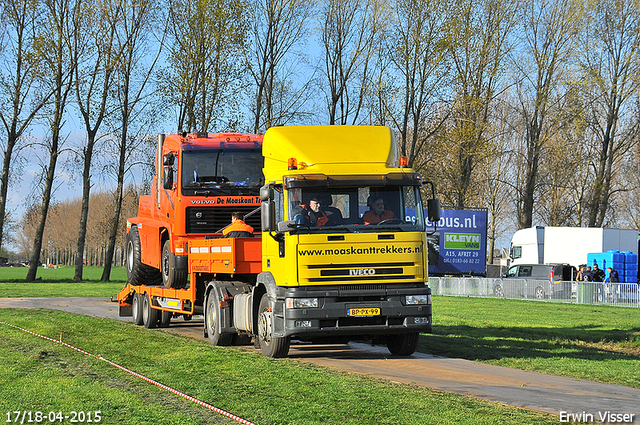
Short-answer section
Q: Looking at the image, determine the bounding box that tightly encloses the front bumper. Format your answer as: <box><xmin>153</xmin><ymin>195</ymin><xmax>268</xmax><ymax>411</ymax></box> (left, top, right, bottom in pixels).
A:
<box><xmin>272</xmin><ymin>283</ymin><xmax>432</xmax><ymax>339</ymax></box>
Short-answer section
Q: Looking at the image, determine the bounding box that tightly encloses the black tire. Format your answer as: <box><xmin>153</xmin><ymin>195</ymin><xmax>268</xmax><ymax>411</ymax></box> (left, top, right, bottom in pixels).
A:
<box><xmin>387</xmin><ymin>332</ymin><xmax>419</xmax><ymax>356</ymax></box>
<box><xmin>535</xmin><ymin>286</ymin><xmax>545</xmax><ymax>299</ymax></box>
<box><xmin>159</xmin><ymin>310</ymin><xmax>172</xmax><ymax>328</ymax></box>
<box><xmin>493</xmin><ymin>283</ymin><xmax>504</xmax><ymax>298</ymax></box>
<box><xmin>257</xmin><ymin>294</ymin><xmax>290</xmax><ymax>358</ymax></box>
<box><xmin>126</xmin><ymin>227</ymin><xmax>162</xmax><ymax>286</ymax></box>
<box><xmin>205</xmin><ymin>289</ymin><xmax>234</xmax><ymax>346</ymax></box>
<box><xmin>161</xmin><ymin>240</ymin><xmax>187</xmax><ymax>289</ymax></box>
<box><xmin>142</xmin><ymin>292</ymin><xmax>159</xmax><ymax>329</ymax></box>
<box><xmin>132</xmin><ymin>292</ymin><xmax>144</xmax><ymax>326</ymax></box>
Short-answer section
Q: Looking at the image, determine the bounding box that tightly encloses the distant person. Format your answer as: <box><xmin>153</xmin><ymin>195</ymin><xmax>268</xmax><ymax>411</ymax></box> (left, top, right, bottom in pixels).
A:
<box><xmin>222</xmin><ymin>212</ymin><xmax>254</xmax><ymax>237</ymax></box>
<box><xmin>576</xmin><ymin>265</ymin><xmax>585</xmax><ymax>281</ymax></box>
<box><xmin>592</xmin><ymin>263</ymin><xmax>605</xmax><ymax>282</ymax></box>
<box><xmin>606</xmin><ymin>267</ymin><xmax>619</xmax><ymax>283</ymax></box>
<box><xmin>363</xmin><ymin>196</ymin><xmax>394</xmax><ymax>224</ymax></box>
<box><xmin>292</xmin><ymin>197</ymin><xmax>335</xmax><ymax>227</ymax></box>
<box><xmin>582</xmin><ymin>266</ymin><xmax>593</xmax><ymax>282</ymax></box>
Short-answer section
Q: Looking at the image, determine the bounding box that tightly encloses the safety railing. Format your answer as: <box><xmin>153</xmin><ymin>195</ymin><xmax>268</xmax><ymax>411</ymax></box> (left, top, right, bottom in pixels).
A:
<box><xmin>428</xmin><ymin>277</ymin><xmax>640</xmax><ymax>307</ymax></box>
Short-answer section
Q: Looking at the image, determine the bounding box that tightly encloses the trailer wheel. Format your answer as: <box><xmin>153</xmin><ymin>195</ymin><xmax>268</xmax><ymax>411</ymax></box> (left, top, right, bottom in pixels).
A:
<box><xmin>159</xmin><ymin>310</ymin><xmax>172</xmax><ymax>328</ymax></box>
<box><xmin>126</xmin><ymin>227</ymin><xmax>162</xmax><ymax>286</ymax></box>
<box><xmin>161</xmin><ymin>240</ymin><xmax>187</xmax><ymax>289</ymax></box>
<box><xmin>387</xmin><ymin>332</ymin><xmax>419</xmax><ymax>356</ymax></box>
<box><xmin>132</xmin><ymin>292</ymin><xmax>144</xmax><ymax>326</ymax></box>
<box><xmin>257</xmin><ymin>294</ymin><xmax>290</xmax><ymax>358</ymax></box>
<box><xmin>142</xmin><ymin>292</ymin><xmax>159</xmax><ymax>329</ymax></box>
<box><xmin>205</xmin><ymin>290</ymin><xmax>234</xmax><ymax>346</ymax></box>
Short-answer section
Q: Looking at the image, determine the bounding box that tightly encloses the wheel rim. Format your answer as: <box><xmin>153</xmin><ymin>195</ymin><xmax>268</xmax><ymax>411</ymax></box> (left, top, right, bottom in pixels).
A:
<box><xmin>142</xmin><ymin>295</ymin><xmax>149</xmax><ymax>323</ymax></box>
<box><xmin>126</xmin><ymin>241</ymin><xmax>134</xmax><ymax>273</ymax></box>
<box><xmin>536</xmin><ymin>287</ymin><xmax>544</xmax><ymax>299</ymax></box>
<box><xmin>207</xmin><ymin>294</ymin><xmax>217</xmax><ymax>335</ymax></box>
<box><xmin>133</xmin><ymin>295</ymin><xmax>140</xmax><ymax>321</ymax></box>
<box><xmin>258</xmin><ymin>309</ymin><xmax>272</xmax><ymax>345</ymax></box>
<box><xmin>162</xmin><ymin>249</ymin><xmax>170</xmax><ymax>281</ymax></box>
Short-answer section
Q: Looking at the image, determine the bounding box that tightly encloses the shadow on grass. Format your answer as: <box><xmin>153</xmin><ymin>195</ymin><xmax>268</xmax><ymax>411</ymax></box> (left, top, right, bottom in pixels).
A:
<box><xmin>418</xmin><ymin>324</ymin><xmax>640</xmax><ymax>362</ymax></box>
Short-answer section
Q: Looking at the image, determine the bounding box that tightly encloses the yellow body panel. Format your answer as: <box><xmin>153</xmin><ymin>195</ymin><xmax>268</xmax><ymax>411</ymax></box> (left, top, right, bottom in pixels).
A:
<box><xmin>262</xmin><ymin>125</ymin><xmax>398</xmax><ymax>182</ymax></box>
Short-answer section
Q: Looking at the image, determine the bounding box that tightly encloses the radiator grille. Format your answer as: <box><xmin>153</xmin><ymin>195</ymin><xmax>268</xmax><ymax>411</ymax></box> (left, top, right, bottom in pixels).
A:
<box><xmin>185</xmin><ymin>206</ymin><xmax>261</xmax><ymax>234</ymax></box>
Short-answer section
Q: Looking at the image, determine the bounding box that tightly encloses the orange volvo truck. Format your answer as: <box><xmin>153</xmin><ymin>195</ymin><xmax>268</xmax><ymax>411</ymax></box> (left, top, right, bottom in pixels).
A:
<box><xmin>118</xmin><ymin>126</ymin><xmax>440</xmax><ymax>358</ymax></box>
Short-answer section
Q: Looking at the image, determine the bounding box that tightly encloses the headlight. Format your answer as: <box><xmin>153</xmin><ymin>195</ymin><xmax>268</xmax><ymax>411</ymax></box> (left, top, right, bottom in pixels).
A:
<box><xmin>405</xmin><ymin>295</ymin><xmax>431</xmax><ymax>305</ymax></box>
<box><xmin>286</xmin><ymin>298</ymin><xmax>319</xmax><ymax>308</ymax></box>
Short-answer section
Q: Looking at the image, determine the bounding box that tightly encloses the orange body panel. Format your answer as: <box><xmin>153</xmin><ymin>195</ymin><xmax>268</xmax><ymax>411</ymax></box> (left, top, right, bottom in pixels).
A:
<box><xmin>188</xmin><ymin>237</ymin><xmax>262</xmax><ymax>275</ymax></box>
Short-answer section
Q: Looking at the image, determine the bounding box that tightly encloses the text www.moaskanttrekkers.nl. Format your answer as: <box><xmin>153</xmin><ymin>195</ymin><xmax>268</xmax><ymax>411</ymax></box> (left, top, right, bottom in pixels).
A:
<box><xmin>298</xmin><ymin>245</ymin><xmax>422</xmax><ymax>256</ymax></box>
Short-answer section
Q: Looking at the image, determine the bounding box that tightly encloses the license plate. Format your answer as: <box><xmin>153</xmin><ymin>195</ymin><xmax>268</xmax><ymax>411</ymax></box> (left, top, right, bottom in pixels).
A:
<box><xmin>347</xmin><ymin>307</ymin><xmax>381</xmax><ymax>317</ymax></box>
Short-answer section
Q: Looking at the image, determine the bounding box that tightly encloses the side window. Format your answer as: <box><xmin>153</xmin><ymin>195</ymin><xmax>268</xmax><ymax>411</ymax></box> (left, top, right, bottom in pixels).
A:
<box><xmin>506</xmin><ymin>266</ymin><xmax>518</xmax><ymax>277</ymax></box>
<box><xmin>511</xmin><ymin>246</ymin><xmax>522</xmax><ymax>259</ymax></box>
<box><xmin>519</xmin><ymin>266</ymin><xmax>532</xmax><ymax>277</ymax></box>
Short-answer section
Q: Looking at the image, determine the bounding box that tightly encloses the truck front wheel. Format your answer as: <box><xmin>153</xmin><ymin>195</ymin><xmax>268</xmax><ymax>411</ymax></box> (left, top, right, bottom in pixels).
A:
<box><xmin>161</xmin><ymin>240</ymin><xmax>187</xmax><ymax>289</ymax></box>
<box><xmin>205</xmin><ymin>290</ymin><xmax>234</xmax><ymax>346</ymax></box>
<box><xmin>126</xmin><ymin>227</ymin><xmax>161</xmax><ymax>286</ymax></box>
<box><xmin>387</xmin><ymin>332</ymin><xmax>419</xmax><ymax>356</ymax></box>
<box><xmin>257</xmin><ymin>294</ymin><xmax>290</xmax><ymax>358</ymax></box>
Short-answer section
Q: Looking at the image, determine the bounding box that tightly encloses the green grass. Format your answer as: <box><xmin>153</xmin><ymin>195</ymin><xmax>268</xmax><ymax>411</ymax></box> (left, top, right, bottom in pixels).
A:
<box><xmin>0</xmin><ymin>309</ymin><xmax>556</xmax><ymax>425</ymax></box>
<box><xmin>0</xmin><ymin>266</ymin><xmax>126</xmax><ymax>297</ymax></box>
<box><xmin>420</xmin><ymin>296</ymin><xmax>640</xmax><ymax>388</ymax></box>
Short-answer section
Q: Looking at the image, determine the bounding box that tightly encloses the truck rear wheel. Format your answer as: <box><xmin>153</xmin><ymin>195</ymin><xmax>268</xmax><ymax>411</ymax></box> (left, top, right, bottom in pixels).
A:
<box><xmin>161</xmin><ymin>240</ymin><xmax>187</xmax><ymax>289</ymax></box>
<box><xmin>257</xmin><ymin>294</ymin><xmax>290</xmax><ymax>358</ymax></box>
<box><xmin>132</xmin><ymin>292</ymin><xmax>144</xmax><ymax>325</ymax></box>
<box><xmin>142</xmin><ymin>292</ymin><xmax>159</xmax><ymax>329</ymax></box>
<box><xmin>159</xmin><ymin>310</ymin><xmax>172</xmax><ymax>328</ymax></box>
<box><xmin>126</xmin><ymin>227</ymin><xmax>162</xmax><ymax>286</ymax></box>
<box><xmin>205</xmin><ymin>289</ymin><xmax>234</xmax><ymax>346</ymax></box>
<box><xmin>387</xmin><ymin>332</ymin><xmax>419</xmax><ymax>356</ymax></box>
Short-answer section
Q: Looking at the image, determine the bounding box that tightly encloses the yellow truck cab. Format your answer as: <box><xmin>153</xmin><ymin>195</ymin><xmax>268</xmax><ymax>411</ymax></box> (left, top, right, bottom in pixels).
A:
<box><xmin>257</xmin><ymin>125</ymin><xmax>439</xmax><ymax>357</ymax></box>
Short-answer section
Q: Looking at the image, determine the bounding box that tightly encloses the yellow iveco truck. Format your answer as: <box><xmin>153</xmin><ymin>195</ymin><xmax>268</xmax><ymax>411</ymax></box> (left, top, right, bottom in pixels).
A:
<box><xmin>256</xmin><ymin>125</ymin><xmax>440</xmax><ymax>357</ymax></box>
<box><xmin>118</xmin><ymin>125</ymin><xmax>440</xmax><ymax>358</ymax></box>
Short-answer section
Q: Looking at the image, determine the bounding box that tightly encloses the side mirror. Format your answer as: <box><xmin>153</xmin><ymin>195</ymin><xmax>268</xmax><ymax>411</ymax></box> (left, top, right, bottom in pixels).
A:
<box><xmin>261</xmin><ymin>201</ymin><xmax>276</xmax><ymax>231</ymax></box>
<box><xmin>277</xmin><ymin>220</ymin><xmax>296</xmax><ymax>233</ymax></box>
<box><xmin>163</xmin><ymin>166</ymin><xmax>173</xmax><ymax>190</ymax></box>
<box><xmin>427</xmin><ymin>198</ymin><xmax>441</xmax><ymax>223</ymax></box>
<box><xmin>163</xmin><ymin>153</ymin><xmax>175</xmax><ymax>166</ymax></box>
<box><xmin>260</xmin><ymin>185</ymin><xmax>274</xmax><ymax>202</ymax></box>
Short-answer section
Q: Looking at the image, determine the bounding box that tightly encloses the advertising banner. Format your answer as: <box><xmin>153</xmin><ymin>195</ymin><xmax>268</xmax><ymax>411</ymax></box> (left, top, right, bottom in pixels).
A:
<box><xmin>426</xmin><ymin>208</ymin><xmax>488</xmax><ymax>275</ymax></box>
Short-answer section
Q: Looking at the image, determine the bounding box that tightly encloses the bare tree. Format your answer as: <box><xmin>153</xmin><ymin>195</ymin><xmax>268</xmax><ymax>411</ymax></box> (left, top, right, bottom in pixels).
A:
<box><xmin>512</xmin><ymin>0</ymin><xmax>584</xmax><ymax>229</ymax></box>
<box><xmin>383</xmin><ymin>0</ymin><xmax>450</xmax><ymax>168</ymax></box>
<box><xmin>72</xmin><ymin>0</ymin><xmax>128</xmax><ymax>281</ymax></box>
<box><xmin>25</xmin><ymin>0</ymin><xmax>78</xmax><ymax>281</ymax></box>
<box><xmin>0</xmin><ymin>0</ymin><xmax>52</xmax><ymax>252</ymax></box>
<box><xmin>247</xmin><ymin>0</ymin><xmax>313</xmax><ymax>132</ymax></box>
<box><xmin>320</xmin><ymin>0</ymin><xmax>385</xmax><ymax>125</ymax></box>
<box><xmin>579</xmin><ymin>0</ymin><xmax>640</xmax><ymax>227</ymax></box>
<box><xmin>446</xmin><ymin>0</ymin><xmax>518</xmax><ymax>208</ymax></box>
<box><xmin>162</xmin><ymin>0</ymin><xmax>247</xmax><ymax>132</ymax></box>
<box><xmin>101</xmin><ymin>0</ymin><xmax>161</xmax><ymax>281</ymax></box>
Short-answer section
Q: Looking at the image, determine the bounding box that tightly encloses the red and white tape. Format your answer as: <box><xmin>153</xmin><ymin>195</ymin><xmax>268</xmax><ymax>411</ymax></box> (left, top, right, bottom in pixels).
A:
<box><xmin>1</xmin><ymin>321</ymin><xmax>258</xmax><ymax>425</ymax></box>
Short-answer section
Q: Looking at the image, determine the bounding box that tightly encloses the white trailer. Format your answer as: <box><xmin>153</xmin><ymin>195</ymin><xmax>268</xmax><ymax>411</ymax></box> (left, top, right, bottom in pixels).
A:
<box><xmin>509</xmin><ymin>226</ymin><xmax>638</xmax><ymax>269</ymax></box>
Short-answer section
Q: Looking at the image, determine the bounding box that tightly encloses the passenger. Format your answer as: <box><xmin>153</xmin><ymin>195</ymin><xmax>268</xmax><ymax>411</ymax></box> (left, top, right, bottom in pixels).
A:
<box><xmin>292</xmin><ymin>196</ymin><xmax>334</xmax><ymax>227</ymax></box>
<box><xmin>363</xmin><ymin>196</ymin><xmax>394</xmax><ymax>224</ymax></box>
<box><xmin>222</xmin><ymin>212</ymin><xmax>254</xmax><ymax>237</ymax></box>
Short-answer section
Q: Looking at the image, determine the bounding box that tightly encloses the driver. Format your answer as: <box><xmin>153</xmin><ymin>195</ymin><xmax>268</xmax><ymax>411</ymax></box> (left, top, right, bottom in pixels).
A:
<box><xmin>363</xmin><ymin>196</ymin><xmax>394</xmax><ymax>224</ymax></box>
<box><xmin>293</xmin><ymin>196</ymin><xmax>335</xmax><ymax>227</ymax></box>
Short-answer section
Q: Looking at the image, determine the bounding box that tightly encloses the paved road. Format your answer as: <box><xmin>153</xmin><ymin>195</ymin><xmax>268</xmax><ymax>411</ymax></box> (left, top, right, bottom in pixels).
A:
<box><xmin>2</xmin><ymin>297</ymin><xmax>639</xmax><ymax>419</ymax></box>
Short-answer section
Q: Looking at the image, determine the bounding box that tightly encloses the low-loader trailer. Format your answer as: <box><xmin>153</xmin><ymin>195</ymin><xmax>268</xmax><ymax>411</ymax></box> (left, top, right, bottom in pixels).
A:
<box><xmin>118</xmin><ymin>126</ymin><xmax>440</xmax><ymax>357</ymax></box>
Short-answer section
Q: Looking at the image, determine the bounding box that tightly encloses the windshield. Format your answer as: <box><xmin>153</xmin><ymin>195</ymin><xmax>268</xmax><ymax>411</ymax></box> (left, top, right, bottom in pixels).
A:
<box><xmin>181</xmin><ymin>149</ymin><xmax>263</xmax><ymax>194</ymax></box>
<box><xmin>287</xmin><ymin>185</ymin><xmax>425</xmax><ymax>233</ymax></box>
